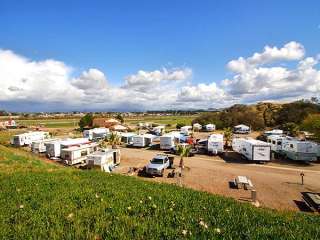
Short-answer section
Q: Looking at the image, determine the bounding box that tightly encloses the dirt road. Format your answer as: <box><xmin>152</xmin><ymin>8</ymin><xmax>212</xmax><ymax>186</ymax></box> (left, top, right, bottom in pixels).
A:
<box><xmin>115</xmin><ymin>147</ymin><xmax>320</xmax><ymax>212</ymax></box>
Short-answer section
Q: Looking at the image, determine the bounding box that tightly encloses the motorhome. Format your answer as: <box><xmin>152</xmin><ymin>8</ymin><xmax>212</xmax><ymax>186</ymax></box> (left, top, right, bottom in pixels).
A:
<box><xmin>160</xmin><ymin>132</ymin><xmax>184</xmax><ymax>150</ymax></box>
<box><xmin>121</xmin><ymin>132</ymin><xmax>137</xmax><ymax>145</ymax></box>
<box><xmin>45</xmin><ymin>138</ymin><xmax>90</xmax><ymax>158</ymax></box>
<box><xmin>233</xmin><ymin>138</ymin><xmax>271</xmax><ymax>162</ymax></box>
<box><xmin>11</xmin><ymin>131</ymin><xmax>50</xmax><ymax>147</ymax></box>
<box><xmin>83</xmin><ymin>128</ymin><xmax>109</xmax><ymax>141</ymax></box>
<box><xmin>61</xmin><ymin>142</ymin><xmax>98</xmax><ymax>165</ymax></box>
<box><xmin>207</xmin><ymin>134</ymin><xmax>224</xmax><ymax>155</ymax></box>
<box><xmin>180</xmin><ymin>126</ymin><xmax>192</xmax><ymax>135</ymax></box>
<box><xmin>233</xmin><ymin>124</ymin><xmax>250</xmax><ymax>134</ymax></box>
<box><xmin>204</xmin><ymin>124</ymin><xmax>216</xmax><ymax>132</ymax></box>
<box><xmin>31</xmin><ymin>138</ymin><xmax>57</xmax><ymax>153</ymax></box>
<box><xmin>86</xmin><ymin>149</ymin><xmax>120</xmax><ymax>172</ymax></box>
<box><xmin>132</xmin><ymin>134</ymin><xmax>157</xmax><ymax>147</ymax></box>
<box><xmin>281</xmin><ymin>139</ymin><xmax>318</xmax><ymax>162</ymax></box>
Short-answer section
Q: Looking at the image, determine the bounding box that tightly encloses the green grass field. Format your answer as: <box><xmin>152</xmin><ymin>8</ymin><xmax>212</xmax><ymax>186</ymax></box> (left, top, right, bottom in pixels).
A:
<box><xmin>0</xmin><ymin>132</ymin><xmax>319</xmax><ymax>239</ymax></box>
<box><xmin>16</xmin><ymin>119</ymin><xmax>79</xmax><ymax>128</ymax></box>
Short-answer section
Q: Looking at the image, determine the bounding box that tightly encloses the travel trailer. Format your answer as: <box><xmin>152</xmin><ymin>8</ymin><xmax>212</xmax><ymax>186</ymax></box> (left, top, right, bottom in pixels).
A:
<box><xmin>83</xmin><ymin>128</ymin><xmax>109</xmax><ymax>141</ymax></box>
<box><xmin>267</xmin><ymin>135</ymin><xmax>288</xmax><ymax>152</ymax></box>
<box><xmin>192</xmin><ymin>123</ymin><xmax>202</xmax><ymax>131</ymax></box>
<box><xmin>160</xmin><ymin>132</ymin><xmax>185</xmax><ymax>150</ymax></box>
<box><xmin>31</xmin><ymin>138</ymin><xmax>57</xmax><ymax>153</ymax></box>
<box><xmin>180</xmin><ymin>126</ymin><xmax>192</xmax><ymax>135</ymax></box>
<box><xmin>61</xmin><ymin>142</ymin><xmax>98</xmax><ymax>165</ymax></box>
<box><xmin>86</xmin><ymin>149</ymin><xmax>121</xmax><ymax>172</ymax></box>
<box><xmin>152</xmin><ymin>126</ymin><xmax>165</xmax><ymax>136</ymax></box>
<box><xmin>281</xmin><ymin>139</ymin><xmax>318</xmax><ymax>162</ymax></box>
<box><xmin>121</xmin><ymin>132</ymin><xmax>137</xmax><ymax>145</ymax></box>
<box><xmin>233</xmin><ymin>124</ymin><xmax>250</xmax><ymax>134</ymax></box>
<box><xmin>207</xmin><ymin>134</ymin><xmax>224</xmax><ymax>155</ymax></box>
<box><xmin>11</xmin><ymin>131</ymin><xmax>50</xmax><ymax>147</ymax></box>
<box><xmin>132</xmin><ymin>134</ymin><xmax>157</xmax><ymax>147</ymax></box>
<box><xmin>204</xmin><ymin>124</ymin><xmax>216</xmax><ymax>132</ymax></box>
<box><xmin>233</xmin><ymin>138</ymin><xmax>271</xmax><ymax>162</ymax></box>
<box><xmin>45</xmin><ymin>138</ymin><xmax>90</xmax><ymax>158</ymax></box>
<box><xmin>264</xmin><ymin>129</ymin><xmax>283</xmax><ymax>136</ymax></box>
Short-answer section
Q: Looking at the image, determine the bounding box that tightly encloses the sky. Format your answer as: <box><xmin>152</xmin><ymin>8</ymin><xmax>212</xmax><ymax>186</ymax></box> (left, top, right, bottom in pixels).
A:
<box><xmin>0</xmin><ymin>0</ymin><xmax>319</xmax><ymax>112</ymax></box>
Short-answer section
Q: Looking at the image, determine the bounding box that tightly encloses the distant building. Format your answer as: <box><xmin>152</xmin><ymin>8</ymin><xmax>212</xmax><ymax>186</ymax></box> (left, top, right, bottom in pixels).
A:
<box><xmin>92</xmin><ymin>118</ymin><xmax>121</xmax><ymax>128</ymax></box>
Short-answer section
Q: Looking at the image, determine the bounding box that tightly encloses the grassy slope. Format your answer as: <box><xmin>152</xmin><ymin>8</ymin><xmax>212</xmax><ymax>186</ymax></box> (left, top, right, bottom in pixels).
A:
<box><xmin>0</xmin><ymin>146</ymin><xmax>319</xmax><ymax>239</ymax></box>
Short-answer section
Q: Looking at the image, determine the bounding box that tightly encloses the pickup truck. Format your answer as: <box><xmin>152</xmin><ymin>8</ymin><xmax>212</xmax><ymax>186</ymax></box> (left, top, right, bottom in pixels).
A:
<box><xmin>145</xmin><ymin>154</ymin><xmax>173</xmax><ymax>176</ymax></box>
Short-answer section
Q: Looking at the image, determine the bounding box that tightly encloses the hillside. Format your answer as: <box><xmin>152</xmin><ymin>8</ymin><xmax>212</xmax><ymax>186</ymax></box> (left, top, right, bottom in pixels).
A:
<box><xmin>0</xmin><ymin>144</ymin><xmax>319</xmax><ymax>239</ymax></box>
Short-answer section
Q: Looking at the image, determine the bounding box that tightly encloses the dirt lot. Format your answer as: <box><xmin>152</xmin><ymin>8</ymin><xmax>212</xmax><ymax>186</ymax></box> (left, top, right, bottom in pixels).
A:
<box><xmin>114</xmin><ymin>146</ymin><xmax>320</xmax><ymax>212</ymax></box>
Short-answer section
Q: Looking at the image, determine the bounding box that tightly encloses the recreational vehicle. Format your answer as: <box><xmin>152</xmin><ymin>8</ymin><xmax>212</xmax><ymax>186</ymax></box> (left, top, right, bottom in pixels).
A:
<box><xmin>160</xmin><ymin>132</ymin><xmax>184</xmax><ymax>150</ymax></box>
<box><xmin>207</xmin><ymin>134</ymin><xmax>224</xmax><ymax>155</ymax></box>
<box><xmin>61</xmin><ymin>142</ymin><xmax>98</xmax><ymax>165</ymax></box>
<box><xmin>45</xmin><ymin>138</ymin><xmax>90</xmax><ymax>158</ymax></box>
<box><xmin>264</xmin><ymin>129</ymin><xmax>283</xmax><ymax>136</ymax></box>
<box><xmin>180</xmin><ymin>126</ymin><xmax>192</xmax><ymax>135</ymax></box>
<box><xmin>233</xmin><ymin>138</ymin><xmax>271</xmax><ymax>162</ymax></box>
<box><xmin>11</xmin><ymin>131</ymin><xmax>50</xmax><ymax>147</ymax></box>
<box><xmin>121</xmin><ymin>132</ymin><xmax>137</xmax><ymax>145</ymax></box>
<box><xmin>233</xmin><ymin>124</ymin><xmax>250</xmax><ymax>134</ymax></box>
<box><xmin>192</xmin><ymin>123</ymin><xmax>202</xmax><ymax>131</ymax></box>
<box><xmin>281</xmin><ymin>139</ymin><xmax>318</xmax><ymax>162</ymax></box>
<box><xmin>83</xmin><ymin>128</ymin><xmax>109</xmax><ymax>141</ymax></box>
<box><xmin>31</xmin><ymin>138</ymin><xmax>57</xmax><ymax>153</ymax></box>
<box><xmin>204</xmin><ymin>124</ymin><xmax>216</xmax><ymax>132</ymax></box>
<box><xmin>86</xmin><ymin>149</ymin><xmax>121</xmax><ymax>172</ymax></box>
<box><xmin>267</xmin><ymin>135</ymin><xmax>288</xmax><ymax>152</ymax></box>
<box><xmin>132</xmin><ymin>134</ymin><xmax>157</xmax><ymax>147</ymax></box>
<box><xmin>152</xmin><ymin>126</ymin><xmax>165</xmax><ymax>136</ymax></box>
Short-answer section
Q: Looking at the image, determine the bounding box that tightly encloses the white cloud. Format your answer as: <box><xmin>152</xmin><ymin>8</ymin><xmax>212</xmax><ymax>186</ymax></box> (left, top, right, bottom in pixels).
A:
<box><xmin>71</xmin><ymin>68</ymin><xmax>108</xmax><ymax>90</ymax></box>
<box><xmin>227</xmin><ymin>41</ymin><xmax>305</xmax><ymax>73</ymax></box>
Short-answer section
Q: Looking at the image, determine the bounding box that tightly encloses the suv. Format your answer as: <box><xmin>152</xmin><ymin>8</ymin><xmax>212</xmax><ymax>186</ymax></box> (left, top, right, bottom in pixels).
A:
<box><xmin>145</xmin><ymin>154</ymin><xmax>171</xmax><ymax>176</ymax></box>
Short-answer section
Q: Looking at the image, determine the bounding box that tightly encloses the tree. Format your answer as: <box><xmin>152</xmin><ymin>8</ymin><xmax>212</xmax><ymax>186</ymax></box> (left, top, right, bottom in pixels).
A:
<box><xmin>176</xmin><ymin>144</ymin><xmax>191</xmax><ymax>170</ymax></box>
<box><xmin>301</xmin><ymin>114</ymin><xmax>320</xmax><ymax>142</ymax></box>
<box><xmin>281</xmin><ymin>122</ymin><xmax>299</xmax><ymax>137</ymax></box>
<box><xmin>223</xmin><ymin>127</ymin><xmax>233</xmax><ymax>148</ymax></box>
<box><xmin>115</xmin><ymin>114</ymin><xmax>124</xmax><ymax>124</ymax></box>
<box><xmin>176</xmin><ymin>122</ymin><xmax>186</xmax><ymax>129</ymax></box>
<box><xmin>78</xmin><ymin>113</ymin><xmax>93</xmax><ymax>131</ymax></box>
<box><xmin>108</xmin><ymin>132</ymin><xmax>122</xmax><ymax>149</ymax></box>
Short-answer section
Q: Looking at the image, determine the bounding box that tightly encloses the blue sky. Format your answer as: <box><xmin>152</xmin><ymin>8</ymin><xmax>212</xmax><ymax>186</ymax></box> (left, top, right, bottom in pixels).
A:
<box><xmin>0</xmin><ymin>1</ymin><xmax>319</xmax><ymax>111</ymax></box>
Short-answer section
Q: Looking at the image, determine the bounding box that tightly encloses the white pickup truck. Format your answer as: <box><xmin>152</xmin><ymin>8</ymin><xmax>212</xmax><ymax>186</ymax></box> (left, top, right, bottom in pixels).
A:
<box><xmin>145</xmin><ymin>154</ymin><xmax>173</xmax><ymax>177</ymax></box>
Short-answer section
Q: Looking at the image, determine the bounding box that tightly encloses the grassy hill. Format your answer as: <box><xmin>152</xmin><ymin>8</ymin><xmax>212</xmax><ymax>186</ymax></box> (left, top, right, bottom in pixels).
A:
<box><xmin>0</xmin><ymin>144</ymin><xmax>319</xmax><ymax>239</ymax></box>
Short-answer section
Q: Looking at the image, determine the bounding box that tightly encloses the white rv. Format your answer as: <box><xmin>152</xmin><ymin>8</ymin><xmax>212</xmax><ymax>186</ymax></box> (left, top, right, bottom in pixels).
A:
<box><xmin>86</xmin><ymin>149</ymin><xmax>121</xmax><ymax>172</ymax></box>
<box><xmin>264</xmin><ymin>129</ymin><xmax>283</xmax><ymax>136</ymax></box>
<box><xmin>204</xmin><ymin>124</ymin><xmax>216</xmax><ymax>132</ymax></box>
<box><xmin>45</xmin><ymin>138</ymin><xmax>90</xmax><ymax>158</ymax></box>
<box><xmin>61</xmin><ymin>142</ymin><xmax>98</xmax><ymax>165</ymax></box>
<box><xmin>132</xmin><ymin>134</ymin><xmax>157</xmax><ymax>147</ymax></box>
<box><xmin>83</xmin><ymin>128</ymin><xmax>109</xmax><ymax>141</ymax></box>
<box><xmin>267</xmin><ymin>135</ymin><xmax>288</xmax><ymax>152</ymax></box>
<box><xmin>160</xmin><ymin>132</ymin><xmax>183</xmax><ymax>150</ymax></box>
<box><xmin>233</xmin><ymin>138</ymin><xmax>271</xmax><ymax>162</ymax></box>
<box><xmin>152</xmin><ymin>126</ymin><xmax>165</xmax><ymax>136</ymax></box>
<box><xmin>192</xmin><ymin>123</ymin><xmax>202</xmax><ymax>131</ymax></box>
<box><xmin>233</xmin><ymin>124</ymin><xmax>250</xmax><ymax>134</ymax></box>
<box><xmin>281</xmin><ymin>139</ymin><xmax>318</xmax><ymax>162</ymax></box>
<box><xmin>121</xmin><ymin>132</ymin><xmax>137</xmax><ymax>145</ymax></box>
<box><xmin>11</xmin><ymin>131</ymin><xmax>50</xmax><ymax>147</ymax></box>
<box><xmin>180</xmin><ymin>126</ymin><xmax>192</xmax><ymax>135</ymax></box>
<box><xmin>207</xmin><ymin>134</ymin><xmax>224</xmax><ymax>155</ymax></box>
<box><xmin>31</xmin><ymin>138</ymin><xmax>57</xmax><ymax>153</ymax></box>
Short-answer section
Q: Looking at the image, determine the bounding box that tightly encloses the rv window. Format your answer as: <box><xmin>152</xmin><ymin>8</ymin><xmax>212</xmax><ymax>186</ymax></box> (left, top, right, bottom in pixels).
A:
<box><xmin>64</xmin><ymin>154</ymin><xmax>70</xmax><ymax>160</ymax></box>
<box><xmin>290</xmin><ymin>144</ymin><xmax>293</xmax><ymax>148</ymax></box>
<box><xmin>272</xmin><ymin>141</ymin><xmax>276</xmax><ymax>144</ymax></box>
<box><xmin>277</xmin><ymin>141</ymin><xmax>281</xmax><ymax>145</ymax></box>
<box><xmin>81</xmin><ymin>150</ymin><xmax>87</xmax><ymax>156</ymax></box>
<box><xmin>242</xmin><ymin>148</ymin><xmax>246</xmax><ymax>152</ymax></box>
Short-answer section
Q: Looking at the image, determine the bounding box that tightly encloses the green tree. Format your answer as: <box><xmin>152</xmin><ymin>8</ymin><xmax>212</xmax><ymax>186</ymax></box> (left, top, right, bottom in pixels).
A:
<box><xmin>108</xmin><ymin>132</ymin><xmax>121</xmax><ymax>149</ymax></box>
<box><xmin>301</xmin><ymin>114</ymin><xmax>320</xmax><ymax>142</ymax></box>
<box><xmin>223</xmin><ymin>127</ymin><xmax>233</xmax><ymax>148</ymax></box>
<box><xmin>115</xmin><ymin>114</ymin><xmax>124</xmax><ymax>124</ymax></box>
<box><xmin>176</xmin><ymin>122</ymin><xmax>186</xmax><ymax>129</ymax></box>
<box><xmin>281</xmin><ymin>122</ymin><xmax>299</xmax><ymax>137</ymax></box>
<box><xmin>78</xmin><ymin>113</ymin><xmax>93</xmax><ymax>131</ymax></box>
<box><xmin>176</xmin><ymin>144</ymin><xmax>191</xmax><ymax>170</ymax></box>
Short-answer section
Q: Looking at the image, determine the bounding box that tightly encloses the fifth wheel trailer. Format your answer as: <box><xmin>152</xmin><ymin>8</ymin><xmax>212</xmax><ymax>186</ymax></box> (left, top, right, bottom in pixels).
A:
<box><xmin>280</xmin><ymin>139</ymin><xmax>318</xmax><ymax>162</ymax></box>
<box><xmin>160</xmin><ymin>132</ymin><xmax>185</xmax><ymax>150</ymax></box>
<box><xmin>207</xmin><ymin>134</ymin><xmax>224</xmax><ymax>155</ymax></box>
<box><xmin>233</xmin><ymin>138</ymin><xmax>271</xmax><ymax>162</ymax></box>
<box><xmin>11</xmin><ymin>131</ymin><xmax>50</xmax><ymax>147</ymax></box>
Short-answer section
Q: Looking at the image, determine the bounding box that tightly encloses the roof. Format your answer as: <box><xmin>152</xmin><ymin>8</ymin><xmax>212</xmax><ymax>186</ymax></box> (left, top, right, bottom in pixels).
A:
<box><xmin>61</xmin><ymin>142</ymin><xmax>98</xmax><ymax>152</ymax></box>
<box><xmin>234</xmin><ymin>124</ymin><xmax>250</xmax><ymax>129</ymax></box>
<box><xmin>244</xmin><ymin>139</ymin><xmax>270</xmax><ymax>145</ymax></box>
<box><xmin>111</xmin><ymin>124</ymin><xmax>127</xmax><ymax>130</ymax></box>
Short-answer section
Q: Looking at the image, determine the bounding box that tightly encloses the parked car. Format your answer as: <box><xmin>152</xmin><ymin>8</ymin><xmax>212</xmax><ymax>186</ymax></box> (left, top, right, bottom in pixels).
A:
<box><xmin>144</xmin><ymin>154</ymin><xmax>173</xmax><ymax>176</ymax></box>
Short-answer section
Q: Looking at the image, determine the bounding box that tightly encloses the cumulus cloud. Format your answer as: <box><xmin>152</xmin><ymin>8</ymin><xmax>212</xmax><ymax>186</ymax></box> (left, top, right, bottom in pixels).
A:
<box><xmin>71</xmin><ymin>68</ymin><xmax>108</xmax><ymax>90</ymax></box>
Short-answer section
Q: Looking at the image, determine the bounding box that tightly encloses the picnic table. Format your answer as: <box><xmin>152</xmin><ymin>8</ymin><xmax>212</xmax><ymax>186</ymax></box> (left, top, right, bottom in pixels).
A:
<box><xmin>235</xmin><ymin>176</ymin><xmax>253</xmax><ymax>190</ymax></box>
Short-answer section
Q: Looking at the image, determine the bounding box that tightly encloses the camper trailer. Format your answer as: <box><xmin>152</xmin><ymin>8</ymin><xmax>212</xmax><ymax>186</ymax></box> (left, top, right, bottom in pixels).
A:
<box><xmin>11</xmin><ymin>131</ymin><xmax>50</xmax><ymax>147</ymax></box>
<box><xmin>31</xmin><ymin>138</ymin><xmax>57</xmax><ymax>153</ymax></box>
<box><xmin>233</xmin><ymin>138</ymin><xmax>271</xmax><ymax>162</ymax></box>
<box><xmin>233</xmin><ymin>124</ymin><xmax>250</xmax><ymax>134</ymax></box>
<box><xmin>83</xmin><ymin>128</ymin><xmax>109</xmax><ymax>141</ymax></box>
<box><xmin>86</xmin><ymin>149</ymin><xmax>121</xmax><ymax>172</ymax></box>
<box><xmin>193</xmin><ymin>123</ymin><xmax>202</xmax><ymax>131</ymax></box>
<box><xmin>267</xmin><ymin>135</ymin><xmax>288</xmax><ymax>152</ymax></box>
<box><xmin>264</xmin><ymin>129</ymin><xmax>283</xmax><ymax>136</ymax></box>
<box><xmin>160</xmin><ymin>132</ymin><xmax>184</xmax><ymax>150</ymax></box>
<box><xmin>207</xmin><ymin>134</ymin><xmax>224</xmax><ymax>155</ymax></box>
<box><xmin>180</xmin><ymin>126</ymin><xmax>192</xmax><ymax>135</ymax></box>
<box><xmin>132</xmin><ymin>134</ymin><xmax>157</xmax><ymax>147</ymax></box>
<box><xmin>121</xmin><ymin>132</ymin><xmax>137</xmax><ymax>145</ymax></box>
<box><xmin>45</xmin><ymin>138</ymin><xmax>90</xmax><ymax>158</ymax></box>
<box><xmin>152</xmin><ymin>126</ymin><xmax>165</xmax><ymax>136</ymax></box>
<box><xmin>204</xmin><ymin>124</ymin><xmax>216</xmax><ymax>132</ymax></box>
<box><xmin>281</xmin><ymin>139</ymin><xmax>318</xmax><ymax>162</ymax></box>
<box><xmin>61</xmin><ymin>142</ymin><xmax>98</xmax><ymax>165</ymax></box>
